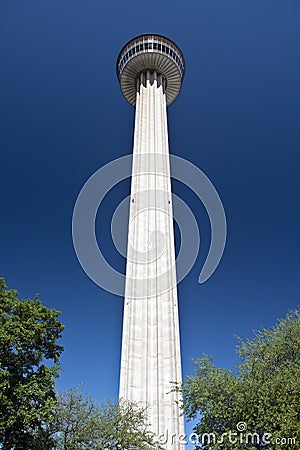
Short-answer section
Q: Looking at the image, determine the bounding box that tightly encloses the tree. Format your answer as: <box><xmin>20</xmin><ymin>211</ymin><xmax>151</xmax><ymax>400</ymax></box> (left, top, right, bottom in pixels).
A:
<box><xmin>180</xmin><ymin>309</ymin><xmax>300</xmax><ymax>449</ymax></box>
<box><xmin>0</xmin><ymin>278</ymin><xmax>64</xmax><ymax>449</ymax></box>
<box><xmin>50</xmin><ymin>386</ymin><xmax>160</xmax><ymax>450</ymax></box>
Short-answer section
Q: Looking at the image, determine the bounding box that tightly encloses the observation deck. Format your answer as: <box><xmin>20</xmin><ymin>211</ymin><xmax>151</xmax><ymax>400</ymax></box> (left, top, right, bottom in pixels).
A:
<box><xmin>116</xmin><ymin>34</ymin><xmax>185</xmax><ymax>106</ymax></box>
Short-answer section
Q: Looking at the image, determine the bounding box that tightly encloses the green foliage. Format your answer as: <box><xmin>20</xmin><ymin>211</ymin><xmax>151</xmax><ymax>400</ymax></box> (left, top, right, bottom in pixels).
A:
<box><xmin>97</xmin><ymin>397</ymin><xmax>159</xmax><ymax>450</ymax></box>
<box><xmin>50</xmin><ymin>386</ymin><xmax>160</xmax><ymax>449</ymax></box>
<box><xmin>181</xmin><ymin>309</ymin><xmax>300</xmax><ymax>449</ymax></box>
<box><xmin>0</xmin><ymin>278</ymin><xmax>64</xmax><ymax>449</ymax></box>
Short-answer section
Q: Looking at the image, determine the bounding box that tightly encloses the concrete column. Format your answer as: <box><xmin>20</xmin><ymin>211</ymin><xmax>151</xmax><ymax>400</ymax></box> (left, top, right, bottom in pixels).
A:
<box><xmin>119</xmin><ymin>70</ymin><xmax>185</xmax><ymax>449</ymax></box>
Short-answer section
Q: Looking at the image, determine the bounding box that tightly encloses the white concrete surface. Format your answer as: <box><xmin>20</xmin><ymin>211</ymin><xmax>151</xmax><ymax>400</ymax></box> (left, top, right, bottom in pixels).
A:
<box><xmin>119</xmin><ymin>70</ymin><xmax>185</xmax><ymax>449</ymax></box>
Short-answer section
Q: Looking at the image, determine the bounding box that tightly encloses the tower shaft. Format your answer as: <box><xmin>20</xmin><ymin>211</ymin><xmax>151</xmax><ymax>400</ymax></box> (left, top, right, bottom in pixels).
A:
<box><xmin>119</xmin><ymin>71</ymin><xmax>184</xmax><ymax>447</ymax></box>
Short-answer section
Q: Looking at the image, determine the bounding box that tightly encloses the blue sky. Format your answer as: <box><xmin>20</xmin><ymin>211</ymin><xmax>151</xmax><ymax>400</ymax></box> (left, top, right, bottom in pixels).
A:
<box><xmin>1</xmin><ymin>0</ymin><xmax>299</xmax><ymax>444</ymax></box>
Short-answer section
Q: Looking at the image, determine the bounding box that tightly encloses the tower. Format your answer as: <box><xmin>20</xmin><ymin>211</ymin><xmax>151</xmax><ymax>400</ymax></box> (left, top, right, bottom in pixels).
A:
<box><xmin>117</xmin><ymin>34</ymin><xmax>185</xmax><ymax>448</ymax></box>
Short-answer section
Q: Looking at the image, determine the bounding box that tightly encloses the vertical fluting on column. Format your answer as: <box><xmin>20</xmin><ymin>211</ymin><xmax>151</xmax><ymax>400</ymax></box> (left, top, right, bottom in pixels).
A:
<box><xmin>119</xmin><ymin>70</ymin><xmax>184</xmax><ymax>449</ymax></box>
